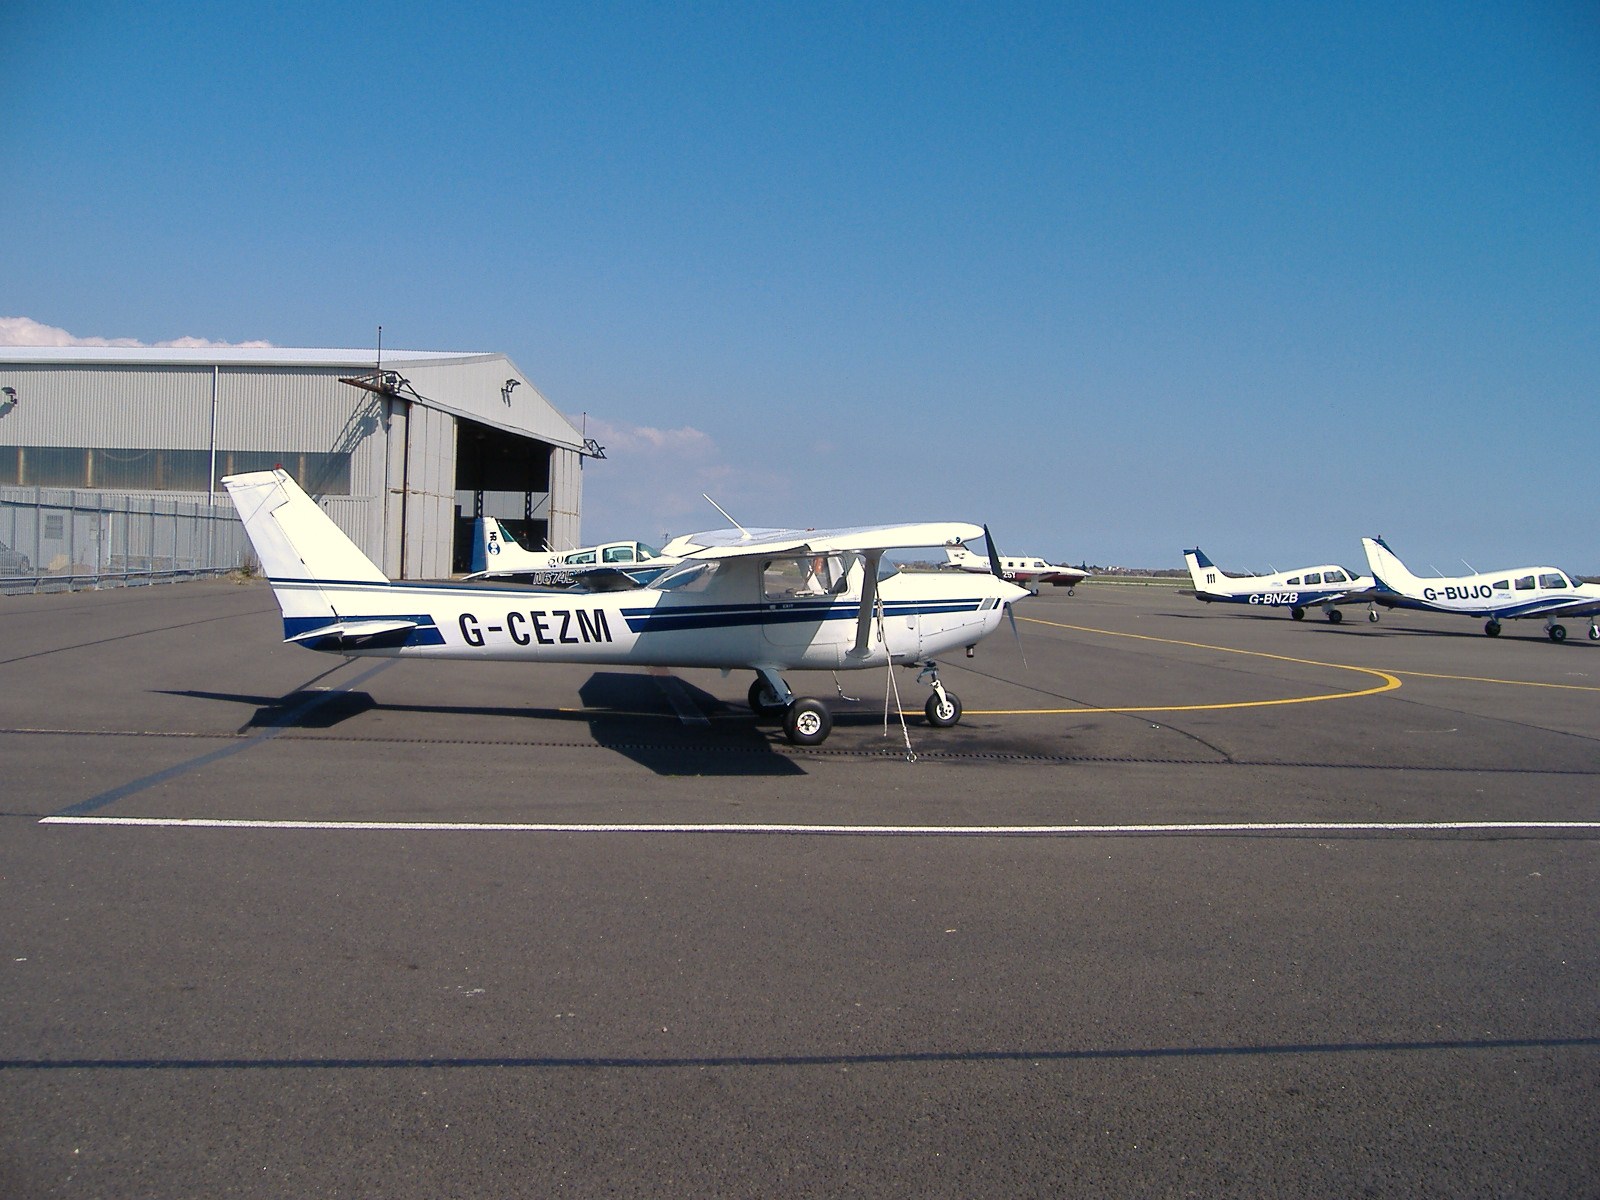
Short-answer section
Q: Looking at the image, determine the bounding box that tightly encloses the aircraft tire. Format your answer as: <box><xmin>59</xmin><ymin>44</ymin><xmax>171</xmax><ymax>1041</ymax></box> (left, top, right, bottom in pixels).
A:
<box><xmin>1368</xmin><ymin>609</ymin><xmax>1380</xmax><ymax>623</ymax></box>
<box><xmin>1290</xmin><ymin>607</ymin><xmax>1305</xmax><ymax>621</ymax></box>
<box><xmin>748</xmin><ymin>677</ymin><xmax>788</xmax><ymax>720</ymax></box>
<box><xmin>925</xmin><ymin>692</ymin><xmax>963</xmax><ymax>728</ymax></box>
<box><xmin>1327</xmin><ymin>609</ymin><xmax>1343</xmax><ymax>624</ymax></box>
<box><xmin>1589</xmin><ymin>626</ymin><xmax>1599</xmax><ymax>642</ymax></box>
<box><xmin>1548</xmin><ymin>624</ymin><xmax>1567</xmax><ymax>644</ymax></box>
<box><xmin>784</xmin><ymin>698</ymin><xmax>832</xmax><ymax>746</ymax></box>
<box><xmin>1485</xmin><ymin>620</ymin><xmax>1501</xmax><ymax>637</ymax></box>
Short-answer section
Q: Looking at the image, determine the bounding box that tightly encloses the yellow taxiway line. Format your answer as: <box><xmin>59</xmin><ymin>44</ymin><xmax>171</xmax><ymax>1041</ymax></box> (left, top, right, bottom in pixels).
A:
<box><xmin>965</xmin><ymin>616</ymin><xmax>1404</xmax><ymax>716</ymax></box>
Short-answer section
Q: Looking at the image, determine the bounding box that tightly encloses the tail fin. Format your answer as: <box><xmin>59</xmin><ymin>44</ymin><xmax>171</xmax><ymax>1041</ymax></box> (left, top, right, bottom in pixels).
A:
<box><xmin>470</xmin><ymin>517</ymin><xmax>513</xmax><ymax>574</ymax></box>
<box><xmin>224</xmin><ymin>470</ymin><xmax>386</xmax><ymax>584</ymax></box>
<box><xmin>1184</xmin><ymin>547</ymin><xmax>1225</xmax><ymax>592</ymax></box>
<box><xmin>224</xmin><ymin>470</ymin><xmax>389</xmax><ymax>637</ymax></box>
<box><xmin>1362</xmin><ymin>536</ymin><xmax>1421</xmax><ymax>595</ymax></box>
<box><xmin>467</xmin><ymin>517</ymin><xmax>554</xmax><ymax>574</ymax></box>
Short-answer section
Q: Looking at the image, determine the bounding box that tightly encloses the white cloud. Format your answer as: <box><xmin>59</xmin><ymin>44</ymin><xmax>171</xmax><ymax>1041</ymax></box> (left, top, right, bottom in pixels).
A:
<box><xmin>0</xmin><ymin>316</ymin><xmax>272</xmax><ymax>349</ymax></box>
<box><xmin>574</xmin><ymin>415</ymin><xmax>794</xmax><ymax>542</ymax></box>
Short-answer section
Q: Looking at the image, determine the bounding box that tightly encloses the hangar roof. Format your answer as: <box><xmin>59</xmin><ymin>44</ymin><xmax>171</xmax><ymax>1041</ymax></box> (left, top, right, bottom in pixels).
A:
<box><xmin>0</xmin><ymin>345</ymin><xmax>591</xmax><ymax>452</ymax></box>
<box><xmin>0</xmin><ymin>345</ymin><xmax>481</xmax><ymax>367</ymax></box>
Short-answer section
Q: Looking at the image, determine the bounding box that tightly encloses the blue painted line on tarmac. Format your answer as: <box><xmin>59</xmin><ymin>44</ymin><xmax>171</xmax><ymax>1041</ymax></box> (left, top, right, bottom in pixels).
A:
<box><xmin>49</xmin><ymin>661</ymin><xmax>395</xmax><ymax>817</ymax></box>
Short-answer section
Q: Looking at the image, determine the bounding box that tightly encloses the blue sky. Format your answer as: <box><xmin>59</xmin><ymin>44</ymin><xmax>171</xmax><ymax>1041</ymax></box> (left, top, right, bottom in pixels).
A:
<box><xmin>5</xmin><ymin>2</ymin><xmax>1596</xmax><ymax>570</ymax></box>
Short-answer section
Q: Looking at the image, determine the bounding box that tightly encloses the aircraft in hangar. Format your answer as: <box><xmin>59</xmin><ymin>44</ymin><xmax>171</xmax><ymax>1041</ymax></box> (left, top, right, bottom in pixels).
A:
<box><xmin>943</xmin><ymin>542</ymin><xmax>1089</xmax><ymax>593</ymax></box>
<box><xmin>466</xmin><ymin>517</ymin><xmax>673</xmax><ymax>588</ymax></box>
<box><xmin>224</xmin><ymin>469</ymin><xmax>1030</xmax><ymax>746</ymax></box>
<box><xmin>1183</xmin><ymin>547</ymin><xmax>1383</xmax><ymax>623</ymax></box>
<box><xmin>1362</xmin><ymin>536</ymin><xmax>1600</xmax><ymax>642</ymax></box>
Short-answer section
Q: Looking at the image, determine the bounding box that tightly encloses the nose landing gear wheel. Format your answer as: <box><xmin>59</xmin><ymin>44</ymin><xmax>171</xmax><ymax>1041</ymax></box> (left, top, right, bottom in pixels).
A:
<box><xmin>748</xmin><ymin>677</ymin><xmax>788</xmax><ymax>720</ymax></box>
<box><xmin>1368</xmin><ymin>608</ymin><xmax>1380</xmax><ymax>623</ymax></box>
<box><xmin>783</xmin><ymin>698</ymin><xmax>833</xmax><ymax>746</ymax></box>
<box><xmin>925</xmin><ymin>692</ymin><xmax>963</xmax><ymax>727</ymax></box>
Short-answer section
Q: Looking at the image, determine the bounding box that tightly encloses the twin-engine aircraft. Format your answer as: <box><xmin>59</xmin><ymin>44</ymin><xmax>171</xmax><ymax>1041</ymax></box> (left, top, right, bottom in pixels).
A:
<box><xmin>1362</xmin><ymin>536</ymin><xmax>1600</xmax><ymax>642</ymax></box>
<box><xmin>1184</xmin><ymin>547</ymin><xmax>1381</xmax><ymax>623</ymax></box>
<box><xmin>944</xmin><ymin>543</ymin><xmax>1089</xmax><ymax>593</ymax></box>
<box><xmin>467</xmin><ymin>517</ymin><xmax>673</xmax><ymax>588</ymax></box>
<box><xmin>224</xmin><ymin>470</ymin><xmax>1029</xmax><ymax>745</ymax></box>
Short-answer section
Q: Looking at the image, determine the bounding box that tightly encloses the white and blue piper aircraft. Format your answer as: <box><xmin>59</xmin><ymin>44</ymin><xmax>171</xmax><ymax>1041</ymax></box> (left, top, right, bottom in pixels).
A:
<box><xmin>1363</xmin><ymin>536</ymin><xmax>1600</xmax><ymax>643</ymax></box>
<box><xmin>224</xmin><ymin>469</ymin><xmax>1030</xmax><ymax>745</ymax></box>
<box><xmin>466</xmin><ymin>517</ymin><xmax>674</xmax><ymax>588</ymax></box>
<box><xmin>1184</xmin><ymin>547</ymin><xmax>1382</xmax><ymax>624</ymax></box>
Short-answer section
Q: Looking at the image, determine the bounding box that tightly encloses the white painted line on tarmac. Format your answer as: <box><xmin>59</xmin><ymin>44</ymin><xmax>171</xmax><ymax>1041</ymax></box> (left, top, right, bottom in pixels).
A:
<box><xmin>36</xmin><ymin>816</ymin><xmax>1600</xmax><ymax>836</ymax></box>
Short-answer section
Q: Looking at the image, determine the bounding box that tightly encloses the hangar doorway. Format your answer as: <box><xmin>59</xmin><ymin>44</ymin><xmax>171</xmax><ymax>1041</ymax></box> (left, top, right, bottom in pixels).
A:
<box><xmin>453</xmin><ymin>419</ymin><xmax>553</xmax><ymax>572</ymax></box>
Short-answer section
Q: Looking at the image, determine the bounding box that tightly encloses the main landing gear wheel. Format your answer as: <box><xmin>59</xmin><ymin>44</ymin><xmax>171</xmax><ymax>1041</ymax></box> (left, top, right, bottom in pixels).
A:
<box><xmin>1548</xmin><ymin>624</ymin><xmax>1567</xmax><ymax>644</ymax></box>
<box><xmin>1326</xmin><ymin>609</ymin><xmax>1343</xmax><ymax>624</ymax></box>
<box><xmin>783</xmin><ymin>698</ymin><xmax>833</xmax><ymax>746</ymax></box>
<box><xmin>925</xmin><ymin>691</ymin><xmax>963</xmax><ymax>727</ymax></box>
<box><xmin>748</xmin><ymin>677</ymin><xmax>788</xmax><ymax>720</ymax></box>
<box><xmin>1290</xmin><ymin>606</ymin><xmax>1306</xmax><ymax>621</ymax></box>
<box><xmin>1485</xmin><ymin>620</ymin><xmax>1502</xmax><ymax>637</ymax></box>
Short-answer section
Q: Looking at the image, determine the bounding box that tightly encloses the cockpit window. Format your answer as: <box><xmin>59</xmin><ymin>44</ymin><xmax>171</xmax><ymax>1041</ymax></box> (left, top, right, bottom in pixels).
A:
<box><xmin>763</xmin><ymin>554</ymin><xmax>852</xmax><ymax>601</ymax></box>
<box><xmin>650</xmin><ymin>561</ymin><xmax>719</xmax><ymax>592</ymax></box>
<box><xmin>602</xmin><ymin>545</ymin><xmax>636</xmax><ymax>563</ymax></box>
<box><xmin>1515</xmin><ymin>575</ymin><xmax>1535</xmax><ymax>590</ymax></box>
<box><xmin>1539</xmin><ymin>572</ymin><xmax>1568</xmax><ymax>590</ymax></box>
<box><xmin>1324</xmin><ymin>569</ymin><xmax>1346</xmax><ymax>584</ymax></box>
<box><xmin>639</xmin><ymin>543</ymin><xmax>662</xmax><ymax>560</ymax></box>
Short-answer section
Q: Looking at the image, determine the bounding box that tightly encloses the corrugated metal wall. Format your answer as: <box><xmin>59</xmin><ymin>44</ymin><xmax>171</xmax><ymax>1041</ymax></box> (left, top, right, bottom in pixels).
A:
<box><xmin>400</xmin><ymin>402</ymin><xmax>458</xmax><ymax>579</ymax></box>
<box><xmin>549</xmin><ymin>447</ymin><xmax>584</xmax><ymax>549</ymax></box>
<box><xmin>0</xmin><ymin>364</ymin><xmax>212</xmax><ymax>446</ymax></box>
<box><xmin>0</xmin><ymin>353</ymin><xmax>586</xmax><ymax>581</ymax></box>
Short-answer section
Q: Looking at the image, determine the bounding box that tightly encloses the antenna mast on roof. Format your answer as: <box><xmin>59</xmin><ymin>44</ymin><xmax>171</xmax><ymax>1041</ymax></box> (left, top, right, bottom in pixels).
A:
<box><xmin>376</xmin><ymin>325</ymin><xmax>382</xmax><ymax>377</ymax></box>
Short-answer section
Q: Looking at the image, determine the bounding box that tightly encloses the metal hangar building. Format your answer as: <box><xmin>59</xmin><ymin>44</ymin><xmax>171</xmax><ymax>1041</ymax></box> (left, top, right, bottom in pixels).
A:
<box><xmin>0</xmin><ymin>345</ymin><xmax>600</xmax><ymax>578</ymax></box>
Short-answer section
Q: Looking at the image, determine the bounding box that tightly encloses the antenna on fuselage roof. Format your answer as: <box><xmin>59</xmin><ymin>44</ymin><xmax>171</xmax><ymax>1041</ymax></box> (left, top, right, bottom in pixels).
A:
<box><xmin>1461</xmin><ymin>559</ymin><xmax>1477</xmax><ymax>574</ymax></box>
<box><xmin>702</xmin><ymin>494</ymin><xmax>752</xmax><ymax>540</ymax></box>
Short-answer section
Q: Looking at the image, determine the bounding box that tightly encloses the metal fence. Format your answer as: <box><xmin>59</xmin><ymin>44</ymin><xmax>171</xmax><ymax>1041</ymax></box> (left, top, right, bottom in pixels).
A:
<box><xmin>0</xmin><ymin>487</ymin><xmax>252</xmax><ymax>595</ymax></box>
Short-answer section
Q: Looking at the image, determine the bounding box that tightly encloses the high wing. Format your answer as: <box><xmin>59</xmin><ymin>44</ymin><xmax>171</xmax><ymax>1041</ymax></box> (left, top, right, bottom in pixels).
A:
<box><xmin>670</xmin><ymin>522</ymin><xmax>985</xmax><ymax>561</ymax></box>
<box><xmin>666</xmin><ymin>521</ymin><xmax>989</xmax><ymax>659</ymax></box>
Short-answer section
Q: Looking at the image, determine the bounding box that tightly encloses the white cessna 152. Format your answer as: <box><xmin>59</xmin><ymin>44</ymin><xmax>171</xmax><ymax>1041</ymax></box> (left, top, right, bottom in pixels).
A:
<box><xmin>1184</xmin><ymin>547</ymin><xmax>1382</xmax><ymax>623</ymax></box>
<box><xmin>944</xmin><ymin>542</ymin><xmax>1089</xmax><ymax>593</ymax></box>
<box><xmin>467</xmin><ymin>517</ymin><xmax>673</xmax><ymax>587</ymax></box>
<box><xmin>224</xmin><ymin>470</ymin><xmax>1030</xmax><ymax>745</ymax></box>
<box><xmin>1363</xmin><ymin>536</ymin><xmax>1600</xmax><ymax>642</ymax></box>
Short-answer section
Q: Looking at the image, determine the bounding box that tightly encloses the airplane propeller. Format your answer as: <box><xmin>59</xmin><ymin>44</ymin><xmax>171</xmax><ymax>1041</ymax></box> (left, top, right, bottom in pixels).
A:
<box><xmin>983</xmin><ymin>524</ymin><xmax>1027</xmax><ymax>668</ymax></box>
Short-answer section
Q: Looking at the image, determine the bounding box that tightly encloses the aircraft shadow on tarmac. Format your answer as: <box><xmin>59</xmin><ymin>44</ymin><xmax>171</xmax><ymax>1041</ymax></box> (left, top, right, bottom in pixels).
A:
<box><xmin>576</xmin><ymin>672</ymin><xmax>806</xmax><ymax>777</ymax></box>
<box><xmin>162</xmin><ymin>673</ymin><xmax>809</xmax><ymax>778</ymax></box>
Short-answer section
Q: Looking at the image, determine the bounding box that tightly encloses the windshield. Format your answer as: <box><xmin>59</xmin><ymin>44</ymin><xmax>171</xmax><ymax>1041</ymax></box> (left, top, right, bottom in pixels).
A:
<box><xmin>649</xmin><ymin>561</ymin><xmax>720</xmax><ymax>592</ymax></box>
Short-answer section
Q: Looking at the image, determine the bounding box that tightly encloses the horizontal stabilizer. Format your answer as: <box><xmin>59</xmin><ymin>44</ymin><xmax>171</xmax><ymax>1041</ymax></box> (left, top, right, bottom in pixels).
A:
<box><xmin>287</xmin><ymin>618</ymin><xmax>419</xmax><ymax>650</ymax></box>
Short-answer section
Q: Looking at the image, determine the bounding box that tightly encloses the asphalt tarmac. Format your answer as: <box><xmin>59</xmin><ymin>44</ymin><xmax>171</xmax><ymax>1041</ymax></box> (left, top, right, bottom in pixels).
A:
<box><xmin>2</xmin><ymin>577</ymin><xmax>1597</xmax><ymax>1198</ymax></box>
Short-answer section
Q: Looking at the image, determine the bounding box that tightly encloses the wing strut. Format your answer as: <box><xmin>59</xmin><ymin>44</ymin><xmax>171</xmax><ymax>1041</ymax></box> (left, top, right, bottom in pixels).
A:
<box><xmin>851</xmin><ymin>549</ymin><xmax>885</xmax><ymax>657</ymax></box>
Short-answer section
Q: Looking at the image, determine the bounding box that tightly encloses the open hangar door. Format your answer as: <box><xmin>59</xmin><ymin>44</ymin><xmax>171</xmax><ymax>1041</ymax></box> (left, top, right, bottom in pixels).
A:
<box><xmin>452</xmin><ymin>419</ymin><xmax>554</xmax><ymax>572</ymax></box>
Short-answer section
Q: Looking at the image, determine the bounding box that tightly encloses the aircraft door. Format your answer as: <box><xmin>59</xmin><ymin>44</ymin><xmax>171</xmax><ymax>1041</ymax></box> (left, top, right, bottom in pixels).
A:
<box><xmin>761</xmin><ymin>554</ymin><xmax>854</xmax><ymax>651</ymax></box>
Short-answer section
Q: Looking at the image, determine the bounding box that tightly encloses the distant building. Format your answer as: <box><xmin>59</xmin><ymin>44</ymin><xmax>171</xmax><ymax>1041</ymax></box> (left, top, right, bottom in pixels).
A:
<box><xmin>0</xmin><ymin>346</ymin><xmax>601</xmax><ymax>577</ymax></box>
